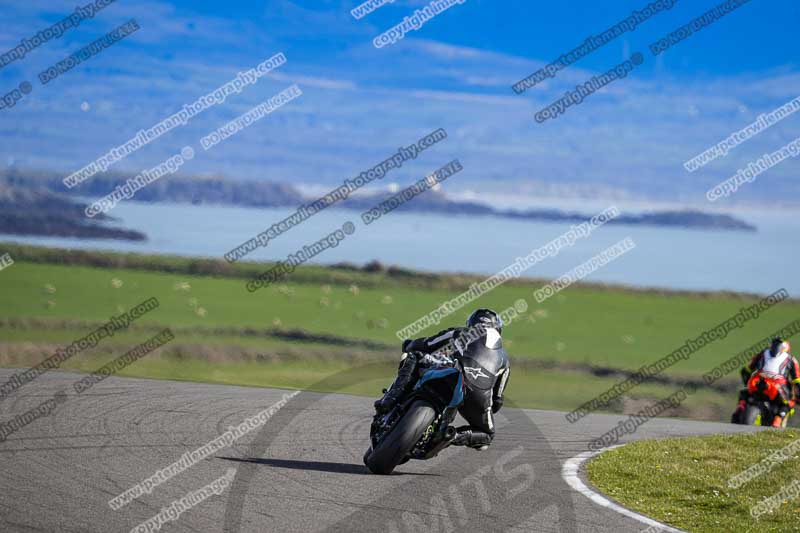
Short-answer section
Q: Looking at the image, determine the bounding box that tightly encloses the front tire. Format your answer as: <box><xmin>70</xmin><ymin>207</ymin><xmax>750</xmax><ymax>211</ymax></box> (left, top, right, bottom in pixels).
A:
<box><xmin>365</xmin><ymin>400</ymin><xmax>436</xmax><ymax>475</ymax></box>
<box><xmin>743</xmin><ymin>404</ymin><xmax>762</xmax><ymax>426</ymax></box>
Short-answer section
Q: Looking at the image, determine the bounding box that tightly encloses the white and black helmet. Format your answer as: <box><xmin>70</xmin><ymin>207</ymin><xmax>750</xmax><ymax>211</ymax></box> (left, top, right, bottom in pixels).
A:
<box><xmin>770</xmin><ymin>337</ymin><xmax>791</xmax><ymax>357</ymax></box>
<box><xmin>466</xmin><ymin>308</ymin><xmax>502</xmax><ymax>334</ymax></box>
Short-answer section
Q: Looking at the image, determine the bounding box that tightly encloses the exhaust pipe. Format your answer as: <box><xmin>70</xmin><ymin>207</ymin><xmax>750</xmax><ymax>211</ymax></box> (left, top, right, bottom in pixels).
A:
<box><xmin>422</xmin><ymin>426</ymin><xmax>457</xmax><ymax>459</ymax></box>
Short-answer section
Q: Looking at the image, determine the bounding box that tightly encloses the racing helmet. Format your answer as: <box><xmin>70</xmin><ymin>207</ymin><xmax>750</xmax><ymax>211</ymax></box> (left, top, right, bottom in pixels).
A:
<box><xmin>769</xmin><ymin>337</ymin><xmax>791</xmax><ymax>357</ymax></box>
<box><xmin>466</xmin><ymin>308</ymin><xmax>502</xmax><ymax>334</ymax></box>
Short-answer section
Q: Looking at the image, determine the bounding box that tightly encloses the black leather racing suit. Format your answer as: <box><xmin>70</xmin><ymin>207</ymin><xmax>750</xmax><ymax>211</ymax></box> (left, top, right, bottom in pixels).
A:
<box><xmin>392</xmin><ymin>326</ymin><xmax>510</xmax><ymax>449</ymax></box>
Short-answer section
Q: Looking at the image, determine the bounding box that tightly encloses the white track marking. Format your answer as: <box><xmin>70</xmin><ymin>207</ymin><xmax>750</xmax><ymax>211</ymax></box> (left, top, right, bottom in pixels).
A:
<box><xmin>562</xmin><ymin>447</ymin><xmax>686</xmax><ymax>533</ymax></box>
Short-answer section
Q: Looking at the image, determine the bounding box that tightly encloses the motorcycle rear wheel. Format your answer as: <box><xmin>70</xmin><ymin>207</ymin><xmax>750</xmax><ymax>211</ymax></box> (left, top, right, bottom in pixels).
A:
<box><xmin>364</xmin><ymin>400</ymin><xmax>436</xmax><ymax>475</ymax></box>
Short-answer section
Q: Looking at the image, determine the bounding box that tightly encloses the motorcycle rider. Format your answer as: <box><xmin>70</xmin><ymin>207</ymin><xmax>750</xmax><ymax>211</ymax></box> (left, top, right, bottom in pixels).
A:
<box><xmin>374</xmin><ymin>308</ymin><xmax>510</xmax><ymax>450</ymax></box>
<box><xmin>732</xmin><ymin>338</ymin><xmax>800</xmax><ymax>427</ymax></box>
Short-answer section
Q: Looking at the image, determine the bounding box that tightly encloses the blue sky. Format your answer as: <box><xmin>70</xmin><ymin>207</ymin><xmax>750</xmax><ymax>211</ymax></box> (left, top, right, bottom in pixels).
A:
<box><xmin>1</xmin><ymin>0</ymin><xmax>798</xmax><ymax>207</ymax></box>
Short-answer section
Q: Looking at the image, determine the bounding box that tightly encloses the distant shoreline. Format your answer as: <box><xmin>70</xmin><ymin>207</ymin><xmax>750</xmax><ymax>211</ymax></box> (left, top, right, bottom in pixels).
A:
<box><xmin>0</xmin><ymin>169</ymin><xmax>758</xmax><ymax>240</ymax></box>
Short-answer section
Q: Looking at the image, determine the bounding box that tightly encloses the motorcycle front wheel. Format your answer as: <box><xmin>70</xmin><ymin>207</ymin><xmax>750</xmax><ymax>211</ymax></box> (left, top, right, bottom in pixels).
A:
<box><xmin>743</xmin><ymin>404</ymin><xmax>763</xmax><ymax>426</ymax></box>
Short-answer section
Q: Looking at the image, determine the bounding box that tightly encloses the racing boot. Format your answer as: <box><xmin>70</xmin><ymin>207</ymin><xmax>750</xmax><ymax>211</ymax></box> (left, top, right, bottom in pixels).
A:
<box><xmin>450</xmin><ymin>426</ymin><xmax>493</xmax><ymax>450</ymax></box>
<box><xmin>773</xmin><ymin>405</ymin><xmax>790</xmax><ymax>428</ymax></box>
<box><xmin>374</xmin><ymin>354</ymin><xmax>417</xmax><ymax>413</ymax></box>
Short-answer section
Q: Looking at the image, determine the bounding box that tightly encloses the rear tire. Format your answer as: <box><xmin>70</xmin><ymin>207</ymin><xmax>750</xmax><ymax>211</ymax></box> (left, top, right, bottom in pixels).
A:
<box><xmin>365</xmin><ymin>400</ymin><xmax>436</xmax><ymax>475</ymax></box>
<box><xmin>743</xmin><ymin>404</ymin><xmax>762</xmax><ymax>426</ymax></box>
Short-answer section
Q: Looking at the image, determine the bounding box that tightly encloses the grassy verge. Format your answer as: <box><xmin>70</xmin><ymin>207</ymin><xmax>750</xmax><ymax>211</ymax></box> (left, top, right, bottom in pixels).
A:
<box><xmin>588</xmin><ymin>432</ymin><xmax>800</xmax><ymax>532</ymax></box>
<box><xmin>2</xmin><ymin>258</ymin><xmax>797</xmax><ymax>374</ymax></box>
<box><xmin>1</xmin><ymin>243</ymin><xmax>798</xmax><ymax>417</ymax></box>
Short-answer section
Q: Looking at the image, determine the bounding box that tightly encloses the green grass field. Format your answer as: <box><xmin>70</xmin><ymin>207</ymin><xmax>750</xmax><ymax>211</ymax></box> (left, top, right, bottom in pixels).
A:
<box><xmin>1</xmin><ymin>243</ymin><xmax>798</xmax><ymax>417</ymax></box>
<box><xmin>588</xmin><ymin>432</ymin><xmax>800</xmax><ymax>532</ymax></box>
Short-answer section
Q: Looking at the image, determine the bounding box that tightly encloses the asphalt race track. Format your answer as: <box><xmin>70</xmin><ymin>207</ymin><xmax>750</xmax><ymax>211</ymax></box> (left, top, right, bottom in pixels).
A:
<box><xmin>0</xmin><ymin>369</ymin><xmax>758</xmax><ymax>533</ymax></box>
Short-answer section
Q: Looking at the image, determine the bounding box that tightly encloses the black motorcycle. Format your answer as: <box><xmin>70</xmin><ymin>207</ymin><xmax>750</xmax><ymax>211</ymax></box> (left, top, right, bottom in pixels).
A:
<box><xmin>364</xmin><ymin>338</ymin><xmax>507</xmax><ymax>474</ymax></box>
<box><xmin>363</xmin><ymin>363</ymin><xmax>465</xmax><ymax>475</ymax></box>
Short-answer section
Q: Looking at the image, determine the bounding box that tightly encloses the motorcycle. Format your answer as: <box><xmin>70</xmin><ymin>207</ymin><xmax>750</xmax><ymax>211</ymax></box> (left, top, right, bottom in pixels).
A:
<box><xmin>363</xmin><ymin>363</ymin><xmax>465</xmax><ymax>475</ymax></box>
<box><xmin>736</xmin><ymin>374</ymin><xmax>795</xmax><ymax>427</ymax></box>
